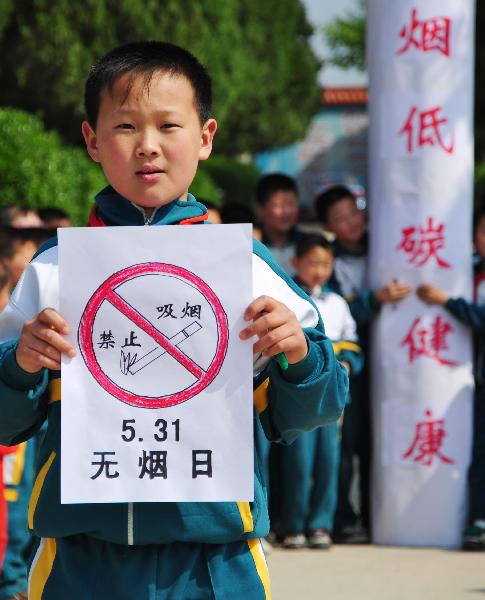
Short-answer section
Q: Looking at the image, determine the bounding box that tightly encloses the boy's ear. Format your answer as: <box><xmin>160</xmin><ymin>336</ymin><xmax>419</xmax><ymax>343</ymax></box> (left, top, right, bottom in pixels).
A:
<box><xmin>198</xmin><ymin>119</ymin><xmax>217</xmax><ymax>161</ymax></box>
<box><xmin>82</xmin><ymin>121</ymin><xmax>100</xmax><ymax>163</ymax></box>
<box><xmin>291</xmin><ymin>256</ymin><xmax>299</xmax><ymax>270</ymax></box>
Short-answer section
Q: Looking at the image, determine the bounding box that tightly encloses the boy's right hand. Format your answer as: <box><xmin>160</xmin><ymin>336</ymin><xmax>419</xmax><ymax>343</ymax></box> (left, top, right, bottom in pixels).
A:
<box><xmin>375</xmin><ymin>281</ymin><xmax>412</xmax><ymax>304</ymax></box>
<box><xmin>16</xmin><ymin>308</ymin><xmax>76</xmax><ymax>373</ymax></box>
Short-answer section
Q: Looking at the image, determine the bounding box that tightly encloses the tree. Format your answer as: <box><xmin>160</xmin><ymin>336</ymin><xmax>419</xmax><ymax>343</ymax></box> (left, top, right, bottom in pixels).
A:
<box><xmin>0</xmin><ymin>109</ymin><xmax>105</xmax><ymax>225</ymax></box>
<box><xmin>323</xmin><ymin>1</ymin><xmax>485</xmax><ymax>164</ymax></box>
<box><xmin>323</xmin><ymin>0</ymin><xmax>365</xmax><ymax>71</ymax></box>
<box><xmin>0</xmin><ymin>0</ymin><xmax>320</xmax><ymax>155</ymax></box>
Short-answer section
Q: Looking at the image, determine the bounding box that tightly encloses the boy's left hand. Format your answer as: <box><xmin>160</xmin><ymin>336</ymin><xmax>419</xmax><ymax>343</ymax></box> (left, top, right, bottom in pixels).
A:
<box><xmin>239</xmin><ymin>295</ymin><xmax>308</xmax><ymax>365</ymax></box>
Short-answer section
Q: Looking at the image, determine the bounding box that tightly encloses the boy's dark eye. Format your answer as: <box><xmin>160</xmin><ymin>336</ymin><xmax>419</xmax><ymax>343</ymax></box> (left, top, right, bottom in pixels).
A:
<box><xmin>116</xmin><ymin>123</ymin><xmax>134</xmax><ymax>130</ymax></box>
<box><xmin>161</xmin><ymin>123</ymin><xmax>178</xmax><ymax>129</ymax></box>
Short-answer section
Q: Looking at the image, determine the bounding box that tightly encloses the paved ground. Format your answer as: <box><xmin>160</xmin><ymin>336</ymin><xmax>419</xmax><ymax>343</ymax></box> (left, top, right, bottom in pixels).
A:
<box><xmin>267</xmin><ymin>545</ymin><xmax>485</xmax><ymax>600</ymax></box>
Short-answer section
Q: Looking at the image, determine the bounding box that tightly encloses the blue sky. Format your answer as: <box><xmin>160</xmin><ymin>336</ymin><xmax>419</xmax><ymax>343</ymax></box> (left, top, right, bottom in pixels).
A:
<box><xmin>301</xmin><ymin>0</ymin><xmax>368</xmax><ymax>87</ymax></box>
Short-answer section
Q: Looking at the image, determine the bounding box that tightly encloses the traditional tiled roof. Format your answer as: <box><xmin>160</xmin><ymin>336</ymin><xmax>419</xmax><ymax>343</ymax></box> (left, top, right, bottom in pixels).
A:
<box><xmin>321</xmin><ymin>87</ymin><xmax>368</xmax><ymax>105</ymax></box>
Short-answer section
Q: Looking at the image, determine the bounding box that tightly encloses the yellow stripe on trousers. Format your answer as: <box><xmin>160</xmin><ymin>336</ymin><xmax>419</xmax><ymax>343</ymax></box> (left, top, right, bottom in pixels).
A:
<box><xmin>28</xmin><ymin>538</ymin><xmax>57</xmax><ymax>600</ymax></box>
<box><xmin>248</xmin><ymin>538</ymin><xmax>271</xmax><ymax>599</ymax></box>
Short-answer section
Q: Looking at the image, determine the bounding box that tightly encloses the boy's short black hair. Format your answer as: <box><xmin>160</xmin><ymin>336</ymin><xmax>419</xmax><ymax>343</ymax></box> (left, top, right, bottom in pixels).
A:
<box><xmin>37</xmin><ymin>207</ymin><xmax>70</xmax><ymax>223</ymax></box>
<box><xmin>255</xmin><ymin>173</ymin><xmax>298</xmax><ymax>206</ymax></box>
<box><xmin>314</xmin><ymin>185</ymin><xmax>356</xmax><ymax>224</ymax></box>
<box><xmin>295</xmin><ymin>233</ymin><xmax>333</xmax><ymax>259</ymax></box>
<box><xmin>0</xmin><ymin>227</ymin><xmax>55</xmax><ymax>260</ymax></box>
<box><xmin>85</xmin><ymin>41</ymin><xmax>212</xmax><ymax>128</ymax></box>
<box><xmin>220</xmin><ymin>202</ymin><xmax>256</xmax><ymax>225</ymax></box>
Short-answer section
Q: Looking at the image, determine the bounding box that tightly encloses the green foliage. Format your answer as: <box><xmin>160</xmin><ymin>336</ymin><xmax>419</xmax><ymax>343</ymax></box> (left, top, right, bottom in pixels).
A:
<box><xmin>0</xmin><ymin>0</ymin><xmax>320</xmax><ymax>154</ymax></box>
<box><xmin>323</xmin><ymin>0</ymin><xmax>366</xmax><ymax>71</ymax></box>
<box><xmin>475</xmin><ymin>163</ymin><xmax>485</xmax><ymax>206</ymax></box>
<box><xmin>200</xmin><ymin>156</ymin><xmax>261</xmax><ymax>207</ymax></box>
<box><xmin>0</xmin><ymin>0</ymin><xmax>14</xmax><ymax>38</ymax></box>
<box><xmin>0</xmin><ymin>108</ymin><xmax>106</xmax><ymax>225</ymax></box>
<box><xmin>189</xmin><ymin>167</ymin><xmax>220</xmax><ymax>204</ymax></box>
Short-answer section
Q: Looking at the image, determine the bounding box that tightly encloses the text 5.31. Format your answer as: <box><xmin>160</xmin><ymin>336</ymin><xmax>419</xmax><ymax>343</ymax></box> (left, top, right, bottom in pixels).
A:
<box><xmin>121</xmin><ymin>418</ymin><xmax>180</xmax><ymax>443</ymax></box>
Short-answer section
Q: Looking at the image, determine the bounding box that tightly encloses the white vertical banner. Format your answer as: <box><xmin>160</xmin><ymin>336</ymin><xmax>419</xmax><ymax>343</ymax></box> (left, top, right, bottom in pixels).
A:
<box><xmin>368</xmin><ymin>0</ymin><xmax>476</xmax><ymax>547</ymax></box>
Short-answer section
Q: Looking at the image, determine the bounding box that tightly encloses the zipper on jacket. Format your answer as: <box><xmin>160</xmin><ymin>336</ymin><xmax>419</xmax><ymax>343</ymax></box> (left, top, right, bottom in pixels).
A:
<box><xmin>130</xmin><ymin>202</ymin><xmax>162</xmax><ymax>226</ymax></box>
<box><xmin>127</xmin><ymin>502</ymin><xmax>134</xmax><ymax>545</ymax></box>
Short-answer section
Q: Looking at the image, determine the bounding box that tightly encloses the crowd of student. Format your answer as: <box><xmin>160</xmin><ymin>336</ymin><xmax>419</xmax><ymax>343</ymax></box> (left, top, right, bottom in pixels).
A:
<box><xmin>219</xmin><ymin>174</ymin><xmax>412</xmax><ymax>551</ymax></box>
<box><xmin>209</xmin><ymin>173</ymin><xmax>485</xmax><ymax>555</ymax></box>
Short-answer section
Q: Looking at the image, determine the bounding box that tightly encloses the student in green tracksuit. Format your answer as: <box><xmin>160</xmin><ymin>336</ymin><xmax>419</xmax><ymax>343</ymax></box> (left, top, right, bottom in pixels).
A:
<box><xmin>0</xmin><ymin>42</ymin><xmax>348</xmax><ymax>599</ymax></box>
<box><xmin>280</xmin><ymin>234</ymin><xmax>363</xmax><ymax>550</ymax></box>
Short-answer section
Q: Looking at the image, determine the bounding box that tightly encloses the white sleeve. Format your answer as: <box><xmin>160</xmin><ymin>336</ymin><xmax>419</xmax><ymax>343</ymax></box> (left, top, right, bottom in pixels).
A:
<box><xmin>0</xmin><ymin>245</ymin><xmax>59</xmax><ymax>343</ymax></box>
<box><xmin>252</xmin><ymin>252</ymin><xmax>319</xmax><ymax>375</ymax></box>
<box><xmin>340</xmin><ymin>298</ymin><xmax>359</xmax><ymax>342</ymax></box>
<box><xmin>252</xmin><ymin>254</ymin><xmax>318</xmax><ymax>329</ymax></box>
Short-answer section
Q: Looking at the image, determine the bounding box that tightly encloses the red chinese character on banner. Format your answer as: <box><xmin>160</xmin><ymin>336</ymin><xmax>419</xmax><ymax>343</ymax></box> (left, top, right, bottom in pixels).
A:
<box><xmin>397</xmin><ymin>217</ymin><xmax>451</xmax><ymax>269</ymax></box>
<box><xmin>401</xmin><ymin>315</ymin><xmax>458</xmax><ymax>366</ymax></box>
<box><xmin>398</xmin><ymin>8</ymin><xmax>451</xmax><ymax>57</ymax></box>
<box><xmin>402</xmin><ymin>409</ymin><xmax>454</xmax><ymax>466</ymax></box>
<box><xmin>399</xmin><ymin>105</ymin><xmax>454</xmax><ymax>155</ymax></box>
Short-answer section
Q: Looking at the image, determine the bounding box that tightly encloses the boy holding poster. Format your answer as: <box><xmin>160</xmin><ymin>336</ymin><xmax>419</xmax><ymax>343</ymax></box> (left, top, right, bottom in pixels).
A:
<box><xmin>0</xmin><ymin>42</ymin><xmax>348</xmax><ymax>599</ymax></box>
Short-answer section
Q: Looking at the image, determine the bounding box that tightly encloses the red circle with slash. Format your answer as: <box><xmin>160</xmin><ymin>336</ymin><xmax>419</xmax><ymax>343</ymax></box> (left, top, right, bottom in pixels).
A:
<box><xmin>78</xmin><ymin>263</ymin><xmax>228</xmax><ymax>408</ymax></box>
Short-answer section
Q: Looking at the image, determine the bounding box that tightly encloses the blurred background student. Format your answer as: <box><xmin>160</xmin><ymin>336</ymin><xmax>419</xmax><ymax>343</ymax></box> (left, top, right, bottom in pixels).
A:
<box><xmin>281</xmin><ymin>233</ymin><xmax>363</xmax><ymax>549</ymax></box>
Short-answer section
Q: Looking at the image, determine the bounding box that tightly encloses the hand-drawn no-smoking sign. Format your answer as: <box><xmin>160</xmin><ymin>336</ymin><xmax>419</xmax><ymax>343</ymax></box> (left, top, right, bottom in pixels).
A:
<box><xmin>78</xmin><ymin>262</ymin><xmax>229</xmax><ymax>409</ymax></box>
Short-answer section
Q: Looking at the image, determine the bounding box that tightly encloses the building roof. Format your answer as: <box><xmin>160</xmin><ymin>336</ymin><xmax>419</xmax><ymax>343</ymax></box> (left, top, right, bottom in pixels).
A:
<box><xmin>321</xmin><ymin>87</ymin><xmax>368</xmax><ymax>106</ymax></box>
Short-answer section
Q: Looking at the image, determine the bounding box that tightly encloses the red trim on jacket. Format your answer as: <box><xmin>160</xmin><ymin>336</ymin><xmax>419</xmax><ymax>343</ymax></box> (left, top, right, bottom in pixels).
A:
<box><xmin>179</xmin><ymin>214</ymin><xmax>208</xmax><ymax>225</ymax></box>
<box><xmin>87</xmin><ymin>207</ymin><xmax>107</xmax><ymax>228</ymax></box>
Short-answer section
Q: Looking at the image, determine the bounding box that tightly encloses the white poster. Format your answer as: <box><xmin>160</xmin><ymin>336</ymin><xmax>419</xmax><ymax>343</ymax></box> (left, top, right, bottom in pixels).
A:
<box><xmin>59</xmin><ymin>225</ymin><xmax>253</xmax><ymax>504</ymax></box>
<box><xmin>368</xmin><ymin>0</ymin><xmax>475</xmax><ymax>546</ymax></box>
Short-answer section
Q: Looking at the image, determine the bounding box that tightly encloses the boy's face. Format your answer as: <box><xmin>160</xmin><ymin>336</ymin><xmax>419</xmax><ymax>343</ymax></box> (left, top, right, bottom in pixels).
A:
<box><xmin>82</xmin><ymin>71</ymin><xmax>217</xmax><ymax>212</ymax></box>
<box><xmin>474</xmin><ymin>216</ymin><xmax>485</xmax><ymax>258</ymax></box>
<box><xmin>324</xmin><ymin>197</ymin><xmax>365</xmax><ymax>245</ymax></box>
<box><xmin>257</xmin><ymin>190</ymin><xmax>299</xmax><ymax>235</ymax></box>
<box><xmin>293</xmin><ymin>245</ymin><xmax>333</xmax><ymax>289</ymax></box>
<box><xmin>6</xmin><ymin>240</ymin><xmax>37</xmax><ymax>287</ymax></box>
